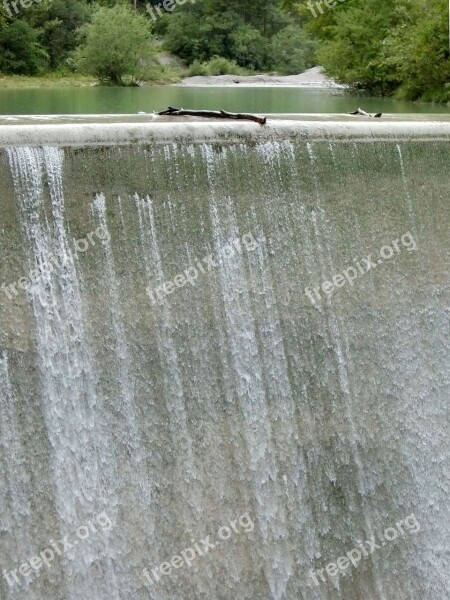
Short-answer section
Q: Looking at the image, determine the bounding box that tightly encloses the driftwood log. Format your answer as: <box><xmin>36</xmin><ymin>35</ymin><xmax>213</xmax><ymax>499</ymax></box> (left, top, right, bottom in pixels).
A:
<box><xmin>348</xmin><ymin>107</ymin><xmax>382</xmax><ymax>118</ymax></box>
<box><xmin>158</xmin><ymin>107</ymin><xmax>266</xmax><ymax>125</ymax></box>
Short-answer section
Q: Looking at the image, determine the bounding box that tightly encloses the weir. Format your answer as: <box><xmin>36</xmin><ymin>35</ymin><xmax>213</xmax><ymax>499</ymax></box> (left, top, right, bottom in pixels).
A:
<box><xmin>0</xmin><ymin>118</ymin><xmax>449</xmax><ymax>600</ymax></box>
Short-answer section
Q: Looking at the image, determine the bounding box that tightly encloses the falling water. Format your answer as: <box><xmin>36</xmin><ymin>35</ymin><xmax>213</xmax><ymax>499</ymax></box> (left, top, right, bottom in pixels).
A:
<box><xmin>4</xmin><ymin>147</ymin><xmax>119</xmax><ymax>600</ymax></box>
<box><xmin>0</xmin><ymin>122</ymin><xmax>449</xmax><ymax>600</ymax></box>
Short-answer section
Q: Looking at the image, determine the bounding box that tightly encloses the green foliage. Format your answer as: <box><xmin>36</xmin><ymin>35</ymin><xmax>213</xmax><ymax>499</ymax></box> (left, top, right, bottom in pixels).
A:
<box><xmin>187</xmin><ymin>59</ymin><xmax>210</xmax><ymax>76</ymax></box>
<box><xmin>270</xmin><ymin>23</ymin><xmax>317</xmax><ymax>74</ymax></box>
<box><xmin>0</xmin><ymin>5</ymin><xmax>8</xmax><ymax>29</ymax></box>
<box><xmin>310</xmin><ymin>0</ymin><xmax>450</xmax><ymax>101</ymax></box>
<box><xmin>0</xmin><ymin>0</ymin><xmax>448</xmax><ymax>102</ymax></box>
<box><xmin>0</xmin><ymin>19</ymin><xmax>48</xmax><ymax>74</ymax></box>
<box><xmin>381</xmin><ymin>0</ymin><xmax>450</xmax><ymax>101</ymax></box>
<box><xmin>231</xmin><ymin>25</ymin><xmax>269</xmax><ymax>70</ymax></box>
<box><xmin>37</xmin><ymin>0</ymin><xmax>91</xmax><ymax>69</ymax></box>
<box><xmin>74</xmin><ymin>4</ymin><xmax>156</xmax><ymax>84</ymax></box>
<box><xmin>315</xmin><ymin>0</ymin><xmax>401</xmax><ymax>94</ymax></box>
<box><xmin>142</xmin><ymin>57</ymin><xmax>185</xmax><ymax>82</ymax></box>
<box><xmin>164</xmin><ymin>7</ymin><xmax>245</xmax><ymax>64</ymax></box>
<box><xmin>164</xmin><ymin>0</ymin><xmax>314</xmax><ymax>71</ymax></box>
<box><xmin>0</xmin><ymin>0</ymin><xmax>318</xmax><ymax>83</ymax></box>
<box><xmin>188</xmin><ymin>56</ymin><xmax>247</xmax><ymax>76</ymax></box>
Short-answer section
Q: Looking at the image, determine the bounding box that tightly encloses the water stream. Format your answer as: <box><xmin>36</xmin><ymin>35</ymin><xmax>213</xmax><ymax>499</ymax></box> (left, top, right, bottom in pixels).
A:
<box><xmin>0</xmin><ymin>121</ymin><xmax>449</xmax><ymax>599</ymax></box>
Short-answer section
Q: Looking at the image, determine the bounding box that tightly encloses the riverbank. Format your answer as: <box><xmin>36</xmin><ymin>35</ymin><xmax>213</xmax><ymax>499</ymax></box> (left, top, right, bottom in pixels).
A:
<box><xmin>0</xmin><ymin>67</ymin><xmax>341</xmax><ymax>89</ymax></box>
<box><xmin>0</xmin><ymin>74</ymin><xmax>96</xmax><ymax>88</ymax></box>
<box><xmin>177</xmin><ymin>67</ymin><xmax>343</xmax><ymax>89</ymax></box>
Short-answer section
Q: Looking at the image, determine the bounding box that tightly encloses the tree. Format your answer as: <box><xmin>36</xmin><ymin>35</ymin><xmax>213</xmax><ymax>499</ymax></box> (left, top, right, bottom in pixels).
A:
<box><xmin>0</xmin><ymin>5</ymin><xmax>8</xmax><ymax>29</ymax></box>
<box><xmin>270</xmin><ymin>23</ymin><xmax>317</xmax><ymax>74</ymax></box>
<box><xmin>0</xmin><ymin>19</ymin><xmax>48</xmax><ymax>74</ymax></box>
<box><xmin>164</xmin><ymin>6</ymin><xmax>245</xmax><ymax>64</ymax></box>
<box><xmin>74</xmin><ymin>4</ymin><xmax>156</xmax><ymax>84</ymax></box>
<box><xmin>305</xmin><ymin>0</ymin><xmax>450</xmax><ymax>101</ymax></box>
<box><xmin>381</xmin><ymin>0</ymin><xmax>450</xmax><ymax>101</ymax></box>
<box><xmin>314</xmin><ymin>0</ymin><xmax>403</xmax><ymax>94</ymax></box>
<box><xmin>31</xmin><ymin>0</ymin><xmax>91</xmax><ymax>70</ymax></box>
<box><xmin>164</xmin><ymin>0</ymin><xmax>285</xmax><ymax>64</ymax></box>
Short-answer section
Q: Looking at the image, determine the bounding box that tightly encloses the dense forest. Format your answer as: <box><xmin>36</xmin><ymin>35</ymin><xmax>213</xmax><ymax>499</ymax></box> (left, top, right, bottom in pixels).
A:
<box><xmin>0</xmin><ymin>0</ymin><xmax>448</xmax><ymax>102</ymax></box>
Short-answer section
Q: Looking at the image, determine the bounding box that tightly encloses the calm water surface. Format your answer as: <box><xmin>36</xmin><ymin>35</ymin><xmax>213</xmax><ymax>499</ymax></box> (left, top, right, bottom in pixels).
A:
<box><xmin>0</xmin><ymin>86</ymin><xmax>448</xmax><ymax>115</ymax></box>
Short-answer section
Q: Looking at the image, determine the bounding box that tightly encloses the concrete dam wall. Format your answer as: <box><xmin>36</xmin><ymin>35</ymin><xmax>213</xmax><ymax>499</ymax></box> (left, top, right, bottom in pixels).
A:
<box><xmin>0</xmin><ymin>119</ymin><xmax>449</xmax><ymax>600</ymax></box>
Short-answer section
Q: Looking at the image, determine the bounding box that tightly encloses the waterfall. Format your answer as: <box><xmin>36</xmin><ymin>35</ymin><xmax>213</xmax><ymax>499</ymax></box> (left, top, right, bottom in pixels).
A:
<box><xmin>4</xmin><ymin>147</ymin><xmax>119</xmax><ymax>600</ymax></box>
<box><xmin>0</xmin><ymin>122</ymin><xmax>449</xmax><ymax>600</ymax></box>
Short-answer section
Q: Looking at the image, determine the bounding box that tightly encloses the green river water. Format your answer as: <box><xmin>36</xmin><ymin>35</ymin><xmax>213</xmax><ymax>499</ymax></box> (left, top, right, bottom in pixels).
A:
<box><xmin>0</xmin><ymin>85</ymin><xmax>448</xmax><ymax>114</ymax></box>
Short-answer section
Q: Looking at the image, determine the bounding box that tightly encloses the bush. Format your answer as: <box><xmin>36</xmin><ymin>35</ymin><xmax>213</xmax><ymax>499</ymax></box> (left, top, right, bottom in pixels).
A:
<box><xmin>187</xmin><ymin>59</ymin><xmax>210</xmax><ymax>76</ymax></box>
<box><xmin>381</xmin><ymin>0</ymin><xmax>450</xmax><ymax>102</ymax></box>
<box><xmin>38</xmin><ymin>0</ymin><xmax>91</xmax><ymax>70</ymax></box>
<box><xmin>74</xmin><ymin>5</ymin><xmax>156</xmax><ymax>85</ymax></box>
<box><xmin>187</xmin><ymin>56</ymin><xmax>247</xmax><ymax>76</ymax></box>
<box><xmin>0</xmin><ymin>20</ymin><xmax>48</xmax><ymax>75</ymax></box>
<box><xmin>203</xmin><ymin>56</ymin><xmax>246</xmax><ymax>75</ymax></box>
<box><xmin>165</xmin><ymin>8</ymin><xmax>245</xmax><ymax>65</ymax></box>
<box><xmin>315</xmin><ymin>0</ymin><xmax>401</xmax><ymax>95</ymax></box>
<box><xmin>231</xmin><ymin>25</ymin><xmax>269</xmax><ymax>70</ymax></box>
<box><xmin>269</xmin><ymin>24</ymin><xmax>317</xmax><ymax>75</ymax></box>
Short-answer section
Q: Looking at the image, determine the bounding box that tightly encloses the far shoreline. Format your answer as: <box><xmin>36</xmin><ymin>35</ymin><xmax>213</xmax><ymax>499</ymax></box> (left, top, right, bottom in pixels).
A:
<box><xmin>0</xmin><ymin>67</ymin><xmax>343</xmax><ymax>90</ymax></box>
<box><xmin>175</xmin><ymin>67</ymin><xmax>345</xmax><ymax>89</ymax></box>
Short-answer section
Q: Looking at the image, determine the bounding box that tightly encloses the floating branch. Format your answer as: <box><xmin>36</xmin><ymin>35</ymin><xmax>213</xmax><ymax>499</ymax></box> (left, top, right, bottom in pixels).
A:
<box><xmin>348</xmin><ymin>107</ymin><xmax>382</xmax><ymax>118</ymax></box>
<box><xmin>158</xmin><ymin>107</ymin><xmax>266</xmax><ymax>125</ymax></box>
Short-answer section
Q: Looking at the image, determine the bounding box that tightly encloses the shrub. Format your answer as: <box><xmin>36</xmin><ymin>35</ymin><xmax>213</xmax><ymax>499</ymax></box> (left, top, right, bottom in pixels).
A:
<box><xmin>203</xmin><ymin>56</ymin><xmax>246</xmax><ymax>75</ymax></box>
<box><xmin>231</xmin><ymin>25</ymin><xmax>269</xmax><ymax>70</ymax></box>
<box><xmin>187</xmin><ymin>56</ymin><xmax>247</xmax><ymax>76</ymax></box>
<box><xmin>74</xmin><ymin>5</ymin><xmax>156</xmax><ymax>85</ymax></box>
<box><xmin>0</xmin><ymin>20</ymin><xmax>48</xmax><ymax>75</ymax></box>
<box><xmin>187</xmin><ymin>59</ymin><xmax>210</xmax><ymax>76</ymax></box>
<box><xmin>269</xmin><ymin>24</ymin><xmax>317</xmax><ymax>75</ymax></box>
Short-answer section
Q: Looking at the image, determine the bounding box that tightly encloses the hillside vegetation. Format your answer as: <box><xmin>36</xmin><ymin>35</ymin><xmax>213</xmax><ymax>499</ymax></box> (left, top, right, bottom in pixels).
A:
<box><xmin>0</xmin><ymin>0</ymin><xmax>448</xmax><ymax>101</ymax></box>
